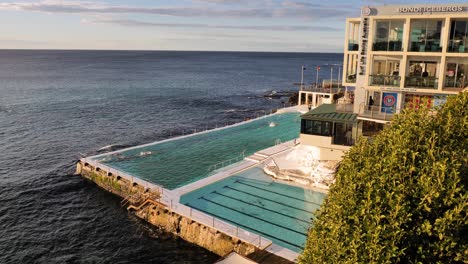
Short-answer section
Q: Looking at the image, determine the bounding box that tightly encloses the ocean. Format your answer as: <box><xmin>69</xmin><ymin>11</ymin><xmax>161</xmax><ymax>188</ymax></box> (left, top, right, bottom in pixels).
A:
<box><xmin>0</xmin><ymin>50</ymin><xmax>342</xmax><ymax>263</ymax></box>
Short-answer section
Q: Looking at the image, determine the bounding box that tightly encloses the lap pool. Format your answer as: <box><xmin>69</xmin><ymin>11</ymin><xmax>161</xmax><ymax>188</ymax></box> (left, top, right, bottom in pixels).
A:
<box><xmin>94</xmin><ymin>112</ymin><xmax>300</xmax><ymax>189</ymax></box>
<box><xmin>180</xmin><ymin>167</ymin><xmax>326</xmax><ymax>252</ymax></box>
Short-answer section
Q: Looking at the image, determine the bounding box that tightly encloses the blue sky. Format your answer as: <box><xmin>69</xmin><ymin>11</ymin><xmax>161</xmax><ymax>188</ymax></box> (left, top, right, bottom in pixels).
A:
<box><xmin>0</xmin><ymin>0</ymin><xmax>466</xmax><ymax>52</ymax></box>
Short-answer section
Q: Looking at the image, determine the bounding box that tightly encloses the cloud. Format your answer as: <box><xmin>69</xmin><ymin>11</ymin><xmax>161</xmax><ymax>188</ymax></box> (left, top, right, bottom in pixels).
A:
<box><xmin>85</xmin><ymin>18</ymin><xmax>341</xmax><ymax>32</ymax></box>
<box><xmin>192</xmin><ymin>0</ymin><xmax>248</xmax><ymax>4</ymax></box>
<box><xmin>0</xmin><ymin>0</ymin><xmax>352</xmax><ymax>19</ymax></box>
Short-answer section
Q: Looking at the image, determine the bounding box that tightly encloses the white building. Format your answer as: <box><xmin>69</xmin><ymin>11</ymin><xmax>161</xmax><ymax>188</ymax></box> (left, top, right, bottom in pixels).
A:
<box><xmin>299</xmin><ymin>4</ymin><xmax>468</xmax><ymax>161</ymax></box>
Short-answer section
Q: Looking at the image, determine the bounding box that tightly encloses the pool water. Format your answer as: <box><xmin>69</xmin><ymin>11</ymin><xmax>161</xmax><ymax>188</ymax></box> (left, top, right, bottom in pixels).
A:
<box><xmin>97</xmin><ymin>113</ymin><xmax>300</xmax><ymax>189</ymax></box>
<box><xmin>180</xmin><ymin>167</ymin><xmax>326</xmax><ymax>252</ymax></box>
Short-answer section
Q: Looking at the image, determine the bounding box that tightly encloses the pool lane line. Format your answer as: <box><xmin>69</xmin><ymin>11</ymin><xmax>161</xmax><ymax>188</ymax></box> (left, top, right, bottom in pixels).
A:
<box><xmin>231</xmin><ymin>176</ymin><xmax>274</xmax><ymax>186</ymax></box>
<box><xmin>211</xmin><ymin>191</ymin><xmax>311</xmax><ymax>225</ymax></box>
<box><xmin>185</xmin><ymin>202</ymin><xmax>304</xmax><ymax>251</ymax></box>
<box><xmin>234</xmin><ymin>180</ymin><xmax>322</xmax><ymax>206</ymax></box>
<box><xmin>198</xmin><ymin>196</ymin><xmax>307</xmax><ymax>237</ymax></box>
<box><xmin>223</xmin><ymin>186</ymin><xmax>316</xmax><ymax>215</ymax></box>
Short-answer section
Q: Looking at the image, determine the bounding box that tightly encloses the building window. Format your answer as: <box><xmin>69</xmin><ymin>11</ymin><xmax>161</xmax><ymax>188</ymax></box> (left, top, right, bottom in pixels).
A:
<box><xmin>448</xmin><ymin>19</ymin><xmax>468</xmax><ymax>53</ymax></box>
<box><xmin>405</xmin><ymin>60</ymin><xmax>438</xmax><ymax>89</ymax></box>
<box><xmin>301</xmin><ymin>120</ymin><xmax>332</xmax><ymax>137</ymax></box>
<box><xmin>369</xmin><ymin>55</ymin><xmax>401</xmax><ymax>87</ymax></box>
<box><xmin>445</xmin><ymin>58</ymin><xmax>468</xmax><ymax>90</ymax></box>
<box><xmin>348</xmin><ymin>22</ymin><xmax>360</xmax><ymax>51</ymax></box>
<box><xmin>409</xmin><ymin>20</ymin><xmax>443</xmax><ymax>52</ymax></box>
<box><xmin>333</xmin><ymin>123</ymin><xmax>353</xmax><ymax>146</ymax></box>
<box><xmin>373</xmin><ymin>20</ymin><xmax>404</xmax><ymax>51</ymax></box>
<box><xmin>345</xmin><ymin>54</ymin><xmax>358</xmax><ymax>83</ymax></box>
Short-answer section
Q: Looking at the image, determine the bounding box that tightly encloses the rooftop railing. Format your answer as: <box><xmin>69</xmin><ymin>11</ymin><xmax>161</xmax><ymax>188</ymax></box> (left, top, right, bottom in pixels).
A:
<box><xmin>300</xmin><ymin>85</ymin><xmax>343</xmax><ymax>94</ymax></box>
<box><xmin>335</xmin><ymin>103</ymin><xmax>354</xmax><ymax>113</ymax></box>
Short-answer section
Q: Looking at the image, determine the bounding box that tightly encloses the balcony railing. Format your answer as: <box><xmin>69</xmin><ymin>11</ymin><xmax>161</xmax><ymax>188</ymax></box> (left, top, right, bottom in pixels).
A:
<box><xmin>358</xmin><ymin>103</ymin><xmax>400</xmax><ymax>121</ymax></box>
<box><xmin>409</xmin><ymin>42</ymin><xmax>442</xmax><ymax>52</ymax></box>
<box><xmin>447</xmin><ymin>40</ymin><xmax>467</xmax><ymax>53</ymax></box>
<box><xmin>369</xmin><ymin>75</ymin><xmax>401</xmax><ymax>87</ymax></box>
<box><xmin>372</xmin><ymin>41</ymin><xmax>403</xmax><ymax>52</ymax></box>
<box><xmin>444</xmin><ymin>77</ymin><xmax>467</xmax><ymax>91</ymax></box>
<box><xmin>405</xmin><ymin>76</ymin><xmax>438</xmax><ymax>89</ymax></box>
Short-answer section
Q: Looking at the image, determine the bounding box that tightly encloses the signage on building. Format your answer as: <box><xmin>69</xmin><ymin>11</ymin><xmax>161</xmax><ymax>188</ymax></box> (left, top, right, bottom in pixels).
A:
<box><xmin>380</xmin><ymin>87</ymin><xmax>417</xmax><ymax>92</ymax></box>
<box><xmin>381</xmin><ymin>92</ymin><xmax>398</xmax><ymax>113</ymax></box>
<box><xmin>359</xmin><ymin>16</ymin><xmax>369</xmax><ymax>76</ymax></box>
<box><xmin>397</xmin><ymin>6</ymin><xmax>464</xmax><ymax>13</ymax></box>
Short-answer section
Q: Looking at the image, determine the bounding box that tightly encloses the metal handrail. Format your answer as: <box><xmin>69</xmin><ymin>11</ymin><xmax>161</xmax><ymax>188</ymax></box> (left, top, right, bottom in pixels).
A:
<box><xmin>405</xmin><ymin>76</ymin><xmax>439</xmax><ymax>89</ymax></box>
<box><xmin>300</xmin><ymin>86</ymin><xmax>343</xmax><ymax>94</ymax></box>
<box><xmin>368</xmin><ymin>75</ymin><xmax>401</xmax><ymax>87</ymax></box>
<box><xmin>207</xmin><ymin>150</ymin><xmax>246</xmax><ymax>172</ymax></box>
<box><xmin>358</xmin><ymin>103</ymin><xmax>400</xmax><ymax>121</ymax></box>
<box><xmin>335</xmin><ymin>103</ymin><xmax>354</xmax><ymax>113</ymax></box>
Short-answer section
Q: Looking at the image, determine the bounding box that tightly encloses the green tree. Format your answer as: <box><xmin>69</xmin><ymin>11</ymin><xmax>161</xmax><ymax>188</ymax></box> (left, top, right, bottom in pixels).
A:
<box><xmin>300</xmin><ymin>92</ymin><xmax>467</xmax><ymax>263</ymax></box>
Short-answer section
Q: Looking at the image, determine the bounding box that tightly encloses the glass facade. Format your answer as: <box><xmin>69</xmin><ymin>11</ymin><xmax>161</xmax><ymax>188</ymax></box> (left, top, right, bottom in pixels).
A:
<box><xmin>345</xmin><ymin>54</ymin><xmax>358</xmax><ymax>83</ymax></box>
<box><xmin>301</xmin><ymin>120</ymin><xmax>332</xmax><ymax>137</ymax></box>
<box><xmin>448</xmin><ymin>19</ymin><xmax>468</xmax><ymax>53</ymax></box>
<box><xmin>406</xmin><ymin>60</ymin><xmax>438</xmax><ymax>89</ymax></box>
<box><xmin>348</xmin><ymin>22</ymin><xmax>360</xmax><ymax>51</ymax></box>
<box><xmin>410</xmin><ymin>20</ymin><xmax>443</xmax><ymax>52</ymax></box>
<box><xmin>333</xmin><ymin>123</ymin><xmax>354</xmax><ymax>146</ymax></box>
<box><xmin>445</xmin><ymin>58</ymin><xmax>468</xmax><ymax>90</ymax></box>
<box><xmin>373</xmin><ymin>20</ymin><xmax>404</xmax><ymax>51</ymax></box>
<box><xmin>369</xmin><ymin>55</ymin><xmax>401</xmax><ymax>86</ymax></box>
<box><xmin>362</xmin><ymin>121</ymin><xmax>384</xmax><ymax>137</ymax></box>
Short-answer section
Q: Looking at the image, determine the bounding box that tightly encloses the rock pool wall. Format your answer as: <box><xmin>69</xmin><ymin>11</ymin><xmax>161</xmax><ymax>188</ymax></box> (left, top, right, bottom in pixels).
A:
<box><xmin>76</xmin><ymin>161</ymin><xmax>258</xmax><ymax>257</ymax></box>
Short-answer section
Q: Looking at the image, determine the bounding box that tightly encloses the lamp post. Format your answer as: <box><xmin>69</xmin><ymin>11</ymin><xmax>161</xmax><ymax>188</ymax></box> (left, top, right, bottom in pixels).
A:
<box><xmin>316</xmin><ymin>66</ymin><xmax>320</xmax><ymax>87</ymax></box>
<box><xmin>301</xmin><ymin>65</ymin><xmax>306</xmax><ymax>90</ymax></box>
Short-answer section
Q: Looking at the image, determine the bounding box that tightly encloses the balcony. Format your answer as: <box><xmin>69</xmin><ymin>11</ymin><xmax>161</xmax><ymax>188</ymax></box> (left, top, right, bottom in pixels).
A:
<box><xmin>358</xmin><ymin>103</ymin><xmax>399</xmax><ymax>122</ymax></box>
<box><xmin>405</xmin><ymin>76</ymin><xmax>438</xmax><ymax>89</ymax></box>
<box><xmin>369</xmin><ymin>75</ymin><xmax>401</xmax><ymax>87</ymax></box>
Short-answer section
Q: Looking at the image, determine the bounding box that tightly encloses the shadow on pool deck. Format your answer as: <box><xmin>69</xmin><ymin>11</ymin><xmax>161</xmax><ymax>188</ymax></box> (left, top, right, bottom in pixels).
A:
<box><xmin>247</xmin><ymin>249</ymin><xmax>294</xmax><ymax>264</ymax></box>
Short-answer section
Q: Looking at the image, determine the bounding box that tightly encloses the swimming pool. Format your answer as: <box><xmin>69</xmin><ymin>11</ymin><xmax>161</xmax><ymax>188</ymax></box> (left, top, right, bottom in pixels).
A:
<box><xmin>180</xmin><ymin>167</ymin><xmax>326</xmax><ymax>252</ymax></box>
<box><xmin>95</xmin><ymin>112</ymin><xmax>300</xmax><ymax>189</ymax></box>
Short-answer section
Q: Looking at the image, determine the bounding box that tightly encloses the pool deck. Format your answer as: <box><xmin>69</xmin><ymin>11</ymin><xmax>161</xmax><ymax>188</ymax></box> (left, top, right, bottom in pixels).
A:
<box><xmin>80</xmin><ymin>106</ymin><xmax>310</xmax><ymax>262</ymax></box>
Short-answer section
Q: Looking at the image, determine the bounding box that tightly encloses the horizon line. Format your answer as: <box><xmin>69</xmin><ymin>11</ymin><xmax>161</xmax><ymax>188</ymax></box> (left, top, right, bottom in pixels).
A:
<box><xmin>0</xmin><ymin>48</ymin><xmax>344</xmax><ymax>54</ymax></box>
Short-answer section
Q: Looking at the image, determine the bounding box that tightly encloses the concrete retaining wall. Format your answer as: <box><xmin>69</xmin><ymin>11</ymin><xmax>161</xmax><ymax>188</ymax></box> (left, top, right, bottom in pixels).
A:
<box><xmin>76</xmin><ymin>161</ymin><xmax>258</xmax><ymax>257</ymax></box>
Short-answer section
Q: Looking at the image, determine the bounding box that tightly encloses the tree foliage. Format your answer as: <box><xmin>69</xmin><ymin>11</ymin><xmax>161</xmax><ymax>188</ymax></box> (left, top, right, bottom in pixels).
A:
<box><xmin>300</xmin><ymin>92</ymin><xmax>467</xmax><ymax>263</ymax></box>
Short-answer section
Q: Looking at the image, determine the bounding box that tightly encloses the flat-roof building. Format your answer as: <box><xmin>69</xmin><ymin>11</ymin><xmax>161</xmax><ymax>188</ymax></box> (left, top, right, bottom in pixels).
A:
<box><xmin>299</xmin><ymin>4</ymin><xmax>467</xmax><ymax>160</ymax></box>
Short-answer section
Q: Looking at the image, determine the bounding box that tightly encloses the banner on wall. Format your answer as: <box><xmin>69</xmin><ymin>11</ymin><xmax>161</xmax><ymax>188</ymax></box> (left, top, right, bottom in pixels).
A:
<box><xmin>381</xmin><ymin>92</ymin><xmax>398</xmax><ymax>113</ymax></box>
<box><xmin>433</xmin><ymin>94</ymin><xmax>448</xmax><ymax>107</ymax></box>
